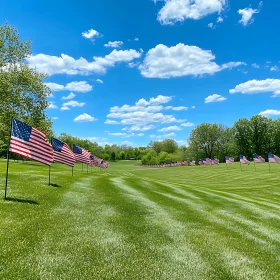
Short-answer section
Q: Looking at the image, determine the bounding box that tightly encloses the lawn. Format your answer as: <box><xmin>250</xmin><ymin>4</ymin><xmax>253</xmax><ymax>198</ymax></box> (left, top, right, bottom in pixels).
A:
<box><xmin>0</xmin><ymin>159</ymin><xmax>280</xmax><ymax>279</ymax></box>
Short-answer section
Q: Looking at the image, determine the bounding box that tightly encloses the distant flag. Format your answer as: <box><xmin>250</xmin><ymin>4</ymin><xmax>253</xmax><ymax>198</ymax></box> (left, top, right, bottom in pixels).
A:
<box><xmin>225</xmin><ymin>156</ymin><xmax>234</xmax><ymax>164</ymax></box>
<box><xmin>253</xmin><ymin>154</ymin><xmax>265</xmax><ymax>163</ymax></box>
<box><xmin>51</xmin><ymin>138</ymin><xmax>76</xmax><ymax>167</ymax></box>
<box><xmin>211</xmin><ymin>157</ymin><xmax>219</xmax><ymax>165</ymax></box>
<box><xmin>203</xmin><ymin>158</ymin><xmax>211</xmax><ymax>165</ymax></box>
<box><xmin>73</xmin><ymin>144</ymin><xmax>90</xmax><ymax>164</ymax></box>
<box><xmin>190</xmin><ymin>160</ymin><xmax>196</xmax><ymax>166</ymax></box>
<box><xmin>198</xmin><ymin>159</ymin><xmax>203</xmax><ymax>165</ymax></box>
<box><xmin>100</xmin><ymin>160</ymin><xmax>109</xmax><ymax>169</ymax></box>
<box><xmin>239</xmin><ymin>155</ymin><xmax>250</xmax><ymax>165</ymax></box>
<box><xmin>268</xmin><ymin>153</ymin><xmax>280</xmax><ymax>163</ymax></box>
<box><xmin>182</xmin><ymin>161</ymin><xmax>188</xmax><ymax>165</ymax></box>
<box><xmin>9</xmin><ymin>118</ymin><xmax>53</xmax><ymax>166</ymax></box>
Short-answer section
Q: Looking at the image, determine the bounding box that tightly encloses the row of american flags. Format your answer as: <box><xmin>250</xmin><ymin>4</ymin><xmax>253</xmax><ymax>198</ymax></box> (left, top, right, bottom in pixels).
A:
<box><xmin>9</xmin><ymin>118</ymin><xmax>109</xmax><ymax>169</ymax></box>
<box><xmin>136</xmin><ymin>154</ymin><xmax>280</xmax><ymax>168</ymax></box>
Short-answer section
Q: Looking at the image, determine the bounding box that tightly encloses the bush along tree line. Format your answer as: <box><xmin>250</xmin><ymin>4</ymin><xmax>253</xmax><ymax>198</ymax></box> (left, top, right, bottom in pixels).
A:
<box><xmin>1</xmin><ymin>24</ymin><xmax>280</xmax><ymax>164</ymax></box>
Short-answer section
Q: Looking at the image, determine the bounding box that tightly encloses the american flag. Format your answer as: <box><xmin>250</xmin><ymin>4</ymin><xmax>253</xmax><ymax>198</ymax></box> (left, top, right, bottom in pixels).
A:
<box><xmin>211</xmin><ymin>158</ymin><xmax>219</xmax><ymax>165</ymax></box>
<box><xmin>268</xmin><ymin>153</ymin><xmax>280</xmax><ymax>163</ymax></box>
<box><xmin>9</xmin><ymin>118</ymin><xmax>53</xmax><ymax>166</ymax></box>
<box><xmin>225</xmin><ymin>156</ymin><xmax>234</xmax><ymax>164</ymax></box>
<box><xmin>73</xmin><ymin>144</ymin><xmax>90</xmax><ymax>164</ymax></box>
<box><xmin>51</xmin><ymin>138</ymin><xmax>76</xmax><ymax>167</ymax></box>
<box><xmin>198</xmin><ymin>159</ymin><xmax>203</xmax><ymax>165</ymax></box>
<box><xmin>203</xmin><ymin>158</ymin><xmax>211</xmax><ymax>165</ymax></box>
<box><xmin>181</xmin><ymin>161</ymin><xmax>188</xmax><ymax>165</ymax></box>
<box><xmin>100</xmin><ymin>160</ymin><xmax>109</xmax><ymax>168</ymax></box>
<box><xmin>89</xmin><ymin>155</ymin><xmax>100</xmax><ymax>166</ymax></box>
<box><xmin>240</xmin><ymin>155</ymin><xmax>250</xmax><ymax>164</ymax></box>
<box><xmin>253</xmin><ymin>154</ymin><xmax>265</xmax><ymax>163</ymax></box>
<box><xmin>190</xmin><ymin>160</ymin><xmax>196</xmax><ymax>166</ymax></box>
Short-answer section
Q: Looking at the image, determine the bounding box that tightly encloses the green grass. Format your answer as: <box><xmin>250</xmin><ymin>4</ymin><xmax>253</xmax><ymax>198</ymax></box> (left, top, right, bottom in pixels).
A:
<box><xmin>1</xmin><ymin>159</ymin><xmax>280</xmax><ymax>279</ymax></box>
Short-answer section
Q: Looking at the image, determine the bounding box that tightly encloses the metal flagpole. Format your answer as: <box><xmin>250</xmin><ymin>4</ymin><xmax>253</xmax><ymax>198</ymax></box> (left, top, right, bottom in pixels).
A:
<box><xmin>72</xmin><ymin>167</ymin><xmax>74</xmax><ymax>176</ymax></box>
<box><xmin>87</xmin><ymin>164</ymin><xmax>88</xmax><ymax>173</ymax></box>
<box><xmin>268</xmin><ymin>160</ymin><xmax>271</xmax><ymax>172</ymax></box>
<box><xmin>254</xmin><ymin>160</ymin><xmax>256</xmax><ymax>172</ymax></box>
<box><xmin>240</xmin><ymin>161</ymin><xmax>242</xmax><ymax>171</ymax></box>
<box><xmin>48</xmin><ymin>165</ymin><xmax>51</xmax><ymax>185</ymax></box>
<box><xmin>4</xmin><ymin>117</ymin><xmax>13</xmax><ymax>200</ymax></box>
<box><xmin>82</xmin><ymin>163</ymin><xmax>83</xmax><ymax>172</ymax></box>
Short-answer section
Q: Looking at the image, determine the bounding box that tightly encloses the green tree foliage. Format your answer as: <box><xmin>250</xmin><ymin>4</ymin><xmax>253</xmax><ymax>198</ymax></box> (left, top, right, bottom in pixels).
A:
<box><xmin>189</xmin><ymin>123</ymin><xmax>220</xmax><ymax>158</ymax></box>
<box><xmin>0</xmin><ymin>23</ymin><xmax>52</xmax><ymax>155</ymax></box>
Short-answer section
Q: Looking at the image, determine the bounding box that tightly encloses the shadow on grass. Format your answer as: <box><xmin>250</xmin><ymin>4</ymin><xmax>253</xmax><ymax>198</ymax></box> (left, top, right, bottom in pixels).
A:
<box><xmin>5</xmin><ymin>197</ymin><xmax>39</xmax><ymax>205</ymax></box>
<box><xmin>49</xmin><ymin>183</ymin><xmax>62</xmax><ymax>188</ymax></box>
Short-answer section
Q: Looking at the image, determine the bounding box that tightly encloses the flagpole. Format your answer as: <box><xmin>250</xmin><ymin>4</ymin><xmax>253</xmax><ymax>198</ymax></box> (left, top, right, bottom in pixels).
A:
<box><xmin>268</xmin><ymin>160</ymin><xmax>271</xmax><ymax>172</ymax></box>
<box><xmin>48</xmin><ymin>165</ymin><xmax>51</xmax><ymax>185</ymax></box>
<box><xmin>254</xmin><ymin>160</ymin><xmax>256</xmax><ymax>172</ymax></box>
<box><xmin>4</xmin><ymin>117</ymin><xmax>13</xmax><ymax>200</ymax></box>
<box><xmin>87</xmin><ymin>164</ymin><xmax>88</xmax><ymax>173</ymax></box>
<box><xmin>72</xmin><ymin>167</ymin><xmax>74</xmax><ymax>176</ymax></box>
<box><xmin>240</xmin><ymin>161</ymin><xmax>242</xmax><ymax>171</ymax></box>
<box><xmin>82</xmin><ymin>163</ymin><xmax>83</xmax><ymax>172</ymax></box>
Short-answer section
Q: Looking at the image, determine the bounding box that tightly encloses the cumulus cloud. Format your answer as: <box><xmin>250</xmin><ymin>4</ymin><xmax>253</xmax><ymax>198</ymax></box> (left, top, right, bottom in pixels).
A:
<box><xmin>104</xmin><ymin>41</ymin><xmax>123</xmax><ymax>48</ymax></box>
<box><xmin>165</xmin><ymin>106</ymin><xmax>188</xmax><ymax>111</ymax></box>
<box><xmin>271</xmin><ymin>66</ymin><xmax>279</xmax><ymax>72</ymax></box>
<box><xmin>229</xmin><ymin>79</ymin><xmax>280</xmax><ymax>97</ymax></box>
<box><xmin>139</xmin><ymin>43</ymin><xmax>244</xmax><ymax>78</ymax></box>
<box><xmin>105</xmin><ymin>120</ymin><xmax>120</xmax><ymax>124</ymax></box>
<box><xmin>158</xmin><ymin>125</ymin><xmax>182</xmax><ymax>132</ymax></box>
<box><xmin>155</xmin><ymin>0</ymin><xmax>227</xmax><ymax>25</ymax></box>
<box><xmin>96</xmin><ymin>79</ymin><xmax>104</xmax><ymax>84</ymax></box>
<box><xmin>61</xmin><ymin>92</ymin><xmax>76</xmax><ymax>100</ymax></box>
<box><xmin>208</xmin><ymin>23</ymin><xmax>214</xmax><ymax>29</ymax></box>
<box><xmin>259</xmin><ymin>109</ymin><xmax>280</xmax><ymax>117</ymax></box>
<box><xmin>61</xmin><ymin>100</ymin><xmax>85</xmax><ymax>111</ymax></box>
<box><xmin>52</xmin><ymin>117</ymin><xmax>58</xmax><ymax>120</ymax></box>
<box><xmin>122</xmin><ymin>124</ymin><xmax>155</xmax><ymax>132</ymax></box>
<box><xmin>45</xmin><ymin>81</ymin><xmax>92</xmax><ymax>92</ymax></box>
<box><xmin>205</xmin><ymin>94</ymin><xmax>227</xmax><ymax>103</ymax></box>
<box><xmin>47</xmin><ymin>102</ymin><xmax>57</xmax><ymax>109</ymax></box>
<box><xmin>238</xmin><ymin>2</ymin><xmax>262</xmax><ymax>26</ymax></box>
<box><xmin>106</xmin><ymin>95</ymin><xmax>185</xmax><ymax>126</ymax></box>
<box><xmin>74</xmin><ymin>113</ymin><xmax>96</xmax><ymax>122</ymax></box>
<box><xmin>82</xmin><ymin>29</ymin><xmax>101</xmax><ymax>42</ymax></box>
<box><xmin>181</xmin><ymin>122</ymin><xmax>194</xmax><ymax>127</ymax></box>
<box><xmin>252</xmin><ymin>63</ymin><xmax>260</xmax><ymax>68</ymax></box>
<box><xmin>27</xmin><ymin>49</ymin><xmax>142</xmax><ymax>76</ymax></box>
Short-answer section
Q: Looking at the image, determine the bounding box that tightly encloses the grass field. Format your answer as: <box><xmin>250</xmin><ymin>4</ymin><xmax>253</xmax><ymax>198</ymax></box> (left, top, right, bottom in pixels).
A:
<box><xmin>1</xmin><ymin>159</ymin><xmax>280</xmax><ymax>279</ymax></box>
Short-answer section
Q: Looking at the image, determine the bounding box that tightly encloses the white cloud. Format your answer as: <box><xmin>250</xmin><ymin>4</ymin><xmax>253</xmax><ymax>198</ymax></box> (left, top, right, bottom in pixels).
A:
<box><xmin>271</xmin><ymin>66</ymin><xmax>279</xmax><ymax>72</ymax></box>
<box><xmin>45</xmin><ymin>82</ymin><xmax>64</xmax><ymax>91</ymax></box>
<box><xmin>105</xmin><ymin>120</ymin><xmax>120</xmax><ymax>124</ymax></box>
<box><xmin>191</xmin><ymin>106</ymin><xmax>195</xmax><ymax>109</ymax></box>
<box><xmin>104</xmin><ymin>41</ymin><xmax>123</xmax><ymax>48</ymax></box>
<box><xmin>52</xmin><ymin>117</ymin><xmax>58</xmax><ymax>120</ymax></box>
<box><xmin>122</xmin><ymin>124</ymin><xmax>155</xmax><ymax>132</ymax></box>
<box><xmin>96</xmin><ymin>79</ymin><xmax>104</xmax><ymax>84</ymax></box>
<box><xmin>61</xmin><ymin>100</ymin><xmax>85</xmax><ymax>111</ymax></box>
<box><xmin>208</xmin><ymin>23</ymin><xmax>214</xmax><ymax>29</ymax></box>
<box><xmin>28</xmin><ymin>49</ymin><xmax>142</xmax><ymax>76</ymax></box>
<box><xmin>205</xmin><ymin>94</ymin><xmax>226</xmax><ymax>103</ymax></box>
<box><xmin>61</xmin><ymin>92</ymin><xmax>76</xmax><ymax>100</ymax></box>
<box><xmin>106</xmin><ymin>95</ymin><xmax>185</xmax><ymax>126</ymax></box>
<box><xmin>82</xmin><ymin>29</ymin><xmax>101</xmax><ymax>42</ymax></box>
<box><xmin>238</xmin><ymin>2</ymin><xmax>262</xmax><ymax>26</ymax></box>
<box><xmin>165</xmin><ymin>106</ymin><xmax>188</xmax><ymax>111</ymax></box>
<box><xmin>74</xmin><ymin>113</ymin><xmax>96</xmax><ymax>122</ymax></box>
<box><xmin>259</xmin><ymin>109</ymin><xmax>280</xmax><ymax>117</ymax></box>
<box><xmin>252</xmin><ymin>63</ymin><xmax>260</xmax><ymax>68</ymax></box>
<box><xmin>158</xmin><ymin>125</ymin><xmax>182</xmax><ymax>132</ymax></box>
<box><xmin>156</xmin><ymin>0</ymin><xmax>227</xmax><ymax>25</ymax></box>
<box><xmin>47</xmin><ymin>102</ymin><xmax>57</xmax><ymax>109</ymax></box>
<box><xmin>139</xmin><ymin>43</ymin><xmax>244</xmax><ymax>78</ymax></box>
<box><xmin>109</xmin><ymin>132</ymin><xmax>127</xmax><ymax>136</ymax></box>
<box><xmin>181</xmin><ymin>122</ymin><xmax>194</xmax><ymax>127</ymax></box>
<box><xmin>229</xmin><ymin>79</ymin><xmax>280</xmax><ymax>97</ymax></box>
<box><xmin>137</xmin><ymin>133</ymin><xmax>144</xmax><ymax>136</ymax></box>
<box><xmin>45</xmin><ymin>81</ymin><xmax>93</xmax><ymax>92</ymax></box>
<box><xmin>217</xmin><ymin>16</ymin><xmax>223</xmax><ymax>23</ymax></box>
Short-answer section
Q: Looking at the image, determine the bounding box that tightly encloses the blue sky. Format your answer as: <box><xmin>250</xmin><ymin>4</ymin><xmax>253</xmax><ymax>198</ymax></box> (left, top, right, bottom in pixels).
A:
<box><xmin>1</xmin><ymin>0</ymin><xmax>280</xmax><ymax>147</ymax></box>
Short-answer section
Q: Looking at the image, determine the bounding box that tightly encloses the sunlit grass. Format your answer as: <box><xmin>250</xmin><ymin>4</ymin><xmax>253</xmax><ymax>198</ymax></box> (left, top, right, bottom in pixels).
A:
<box><xmin>0</xmin><ymin>159</ymin><xmax>280</xmax><ymax>279</ymax></box>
